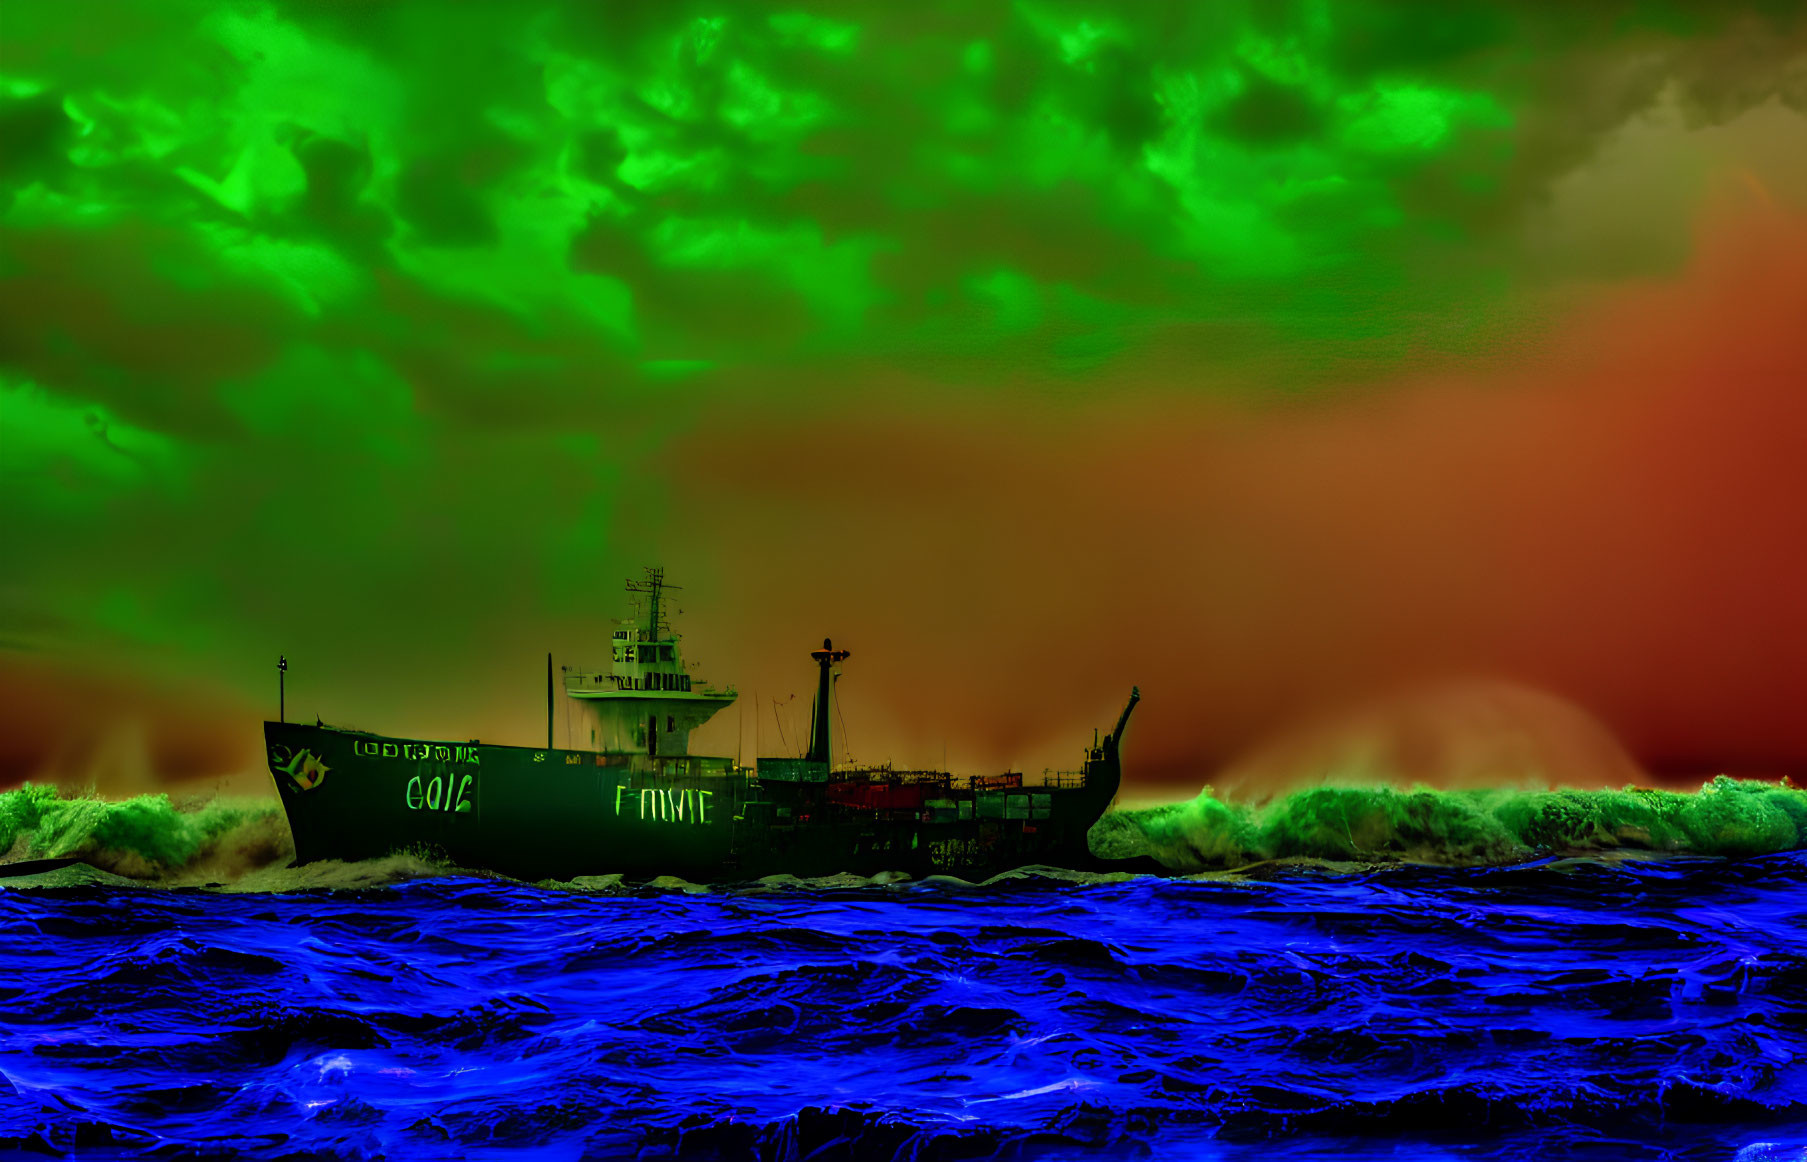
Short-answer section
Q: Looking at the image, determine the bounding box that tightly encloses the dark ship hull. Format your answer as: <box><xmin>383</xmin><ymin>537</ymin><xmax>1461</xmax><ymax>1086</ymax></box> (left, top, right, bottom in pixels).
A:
<box><xmin>263</xmin><ymin>691</ymin><xmax>1136</xmax><ymax>883</ymax></box>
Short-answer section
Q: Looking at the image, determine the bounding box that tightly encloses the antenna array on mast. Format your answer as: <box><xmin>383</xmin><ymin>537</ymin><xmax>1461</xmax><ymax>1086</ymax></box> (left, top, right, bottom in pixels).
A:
<box><xmin>624</xmin><ymin>566</ymin><xmax>682</xmax><ymax>638</ymax></box>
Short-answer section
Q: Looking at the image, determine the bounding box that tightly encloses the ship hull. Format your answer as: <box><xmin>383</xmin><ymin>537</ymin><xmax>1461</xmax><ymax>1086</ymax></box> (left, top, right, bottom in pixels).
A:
<box><xmin>264</xmin><ymin>722</ymin><xmax>1122</xmax><ymax>883</ymax></box>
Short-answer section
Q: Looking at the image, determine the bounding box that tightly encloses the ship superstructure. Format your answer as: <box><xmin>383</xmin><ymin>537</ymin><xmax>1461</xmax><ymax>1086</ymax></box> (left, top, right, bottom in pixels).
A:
<box><xmin>559</xmin><ymin>568</ymin><xmax>737</xmax><ymax>767</ymax></box>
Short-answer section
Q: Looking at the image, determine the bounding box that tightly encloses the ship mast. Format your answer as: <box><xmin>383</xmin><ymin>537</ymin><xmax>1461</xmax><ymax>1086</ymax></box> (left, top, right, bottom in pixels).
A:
<box><xmin>625</xmin><ymin>566</ymin><xmax>678</xmax><ymax>641</ymax></box>
<box><xmin>807</xmin><ymin>637</ymin><xmax>851</xmax><ymax>765</ymax></box>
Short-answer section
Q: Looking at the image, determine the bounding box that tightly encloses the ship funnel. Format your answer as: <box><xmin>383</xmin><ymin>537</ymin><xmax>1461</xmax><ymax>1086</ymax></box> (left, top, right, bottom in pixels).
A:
<box><xmin>807</xmin><ymin>637</ymin><xmax>851</xmax><ymax>764</ymax></box>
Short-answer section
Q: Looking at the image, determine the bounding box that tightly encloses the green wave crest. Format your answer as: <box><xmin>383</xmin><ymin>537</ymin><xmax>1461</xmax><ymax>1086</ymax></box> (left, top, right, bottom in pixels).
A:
<box><xmin>1090</xmin><ymin>777</ymin><xmax>1807</xmax><ymax>871</ymax></box>
<box><xmin>0</xmin><ymin>785</ymin><xmax>291</xmax><ymax>879</ymax></box>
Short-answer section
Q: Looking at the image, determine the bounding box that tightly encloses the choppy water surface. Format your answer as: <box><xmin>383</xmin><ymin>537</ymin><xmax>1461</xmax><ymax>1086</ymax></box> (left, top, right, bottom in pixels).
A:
<box><xmin>3</xmin><ymin>855</ymin><xmax>1805</xmax><ymax>1161</ymax></box>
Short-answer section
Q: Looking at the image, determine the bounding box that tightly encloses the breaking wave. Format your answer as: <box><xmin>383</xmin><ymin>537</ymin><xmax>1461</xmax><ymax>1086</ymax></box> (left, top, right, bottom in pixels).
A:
<box><xmin>6</xmin><ymin>777</ymin><xmax>1807</xmax><ymax>891</ymax></box>
<box><xmin>0</xmin><ymin>784</ymin><xmax>295</xmax><ymax>884</ymax></box>
<box><xmin>1089</xmin><ymin>776</ymin><xmax>1807</xmax><ymax>872</ymax></box>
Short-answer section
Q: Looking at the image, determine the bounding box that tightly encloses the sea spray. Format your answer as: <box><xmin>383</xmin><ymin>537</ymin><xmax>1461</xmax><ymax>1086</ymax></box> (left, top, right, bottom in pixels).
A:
<box><xmin>1090</xmin><ymin>776</ymin><xmax>1807</xmax><ymax>872</ymax></box>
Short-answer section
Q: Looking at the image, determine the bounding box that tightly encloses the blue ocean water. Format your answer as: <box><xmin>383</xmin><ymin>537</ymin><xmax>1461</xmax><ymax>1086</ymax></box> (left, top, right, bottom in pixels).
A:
<box><xmin>2</xmin><ymin>856</ymin><xmax>1804</xmax><ymax>1161</ymax></box>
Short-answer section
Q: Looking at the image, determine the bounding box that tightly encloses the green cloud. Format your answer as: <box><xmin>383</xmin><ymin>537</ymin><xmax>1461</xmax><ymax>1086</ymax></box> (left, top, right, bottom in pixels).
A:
<box><xmin>0</xmin><ymin>0</ymin><xmax>1801</xmax><ymax>713</ymax></box>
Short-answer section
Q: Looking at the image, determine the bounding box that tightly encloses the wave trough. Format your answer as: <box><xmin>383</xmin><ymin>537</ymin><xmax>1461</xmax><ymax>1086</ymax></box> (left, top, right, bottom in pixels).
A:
<box><xmin>2</xmin><ymin>856</ymin><xmax>1805</xmax><ymax>1160</ymax></box>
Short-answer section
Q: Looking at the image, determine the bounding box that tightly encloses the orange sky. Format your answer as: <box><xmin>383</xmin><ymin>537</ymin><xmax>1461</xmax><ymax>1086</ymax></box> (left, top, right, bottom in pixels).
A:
<box><xmin>667</xmin><ymin>189</ymin><xmax>1807</xmax><ymax>790</ymax></box>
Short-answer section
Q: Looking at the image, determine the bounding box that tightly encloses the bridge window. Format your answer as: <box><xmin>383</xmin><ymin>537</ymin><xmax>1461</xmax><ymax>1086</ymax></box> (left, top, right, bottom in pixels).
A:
<box><xmin>667</xmin><ymin>715</ymin><xmax>675</xmax><ymax>732</ymax></box>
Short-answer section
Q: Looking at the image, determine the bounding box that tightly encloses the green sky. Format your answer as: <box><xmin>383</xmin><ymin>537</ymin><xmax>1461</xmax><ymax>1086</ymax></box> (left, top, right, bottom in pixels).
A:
<box><xmin>3</xmin><ymin>1</ymin><xmax>1805</xmax><ymax>788</ymax></box>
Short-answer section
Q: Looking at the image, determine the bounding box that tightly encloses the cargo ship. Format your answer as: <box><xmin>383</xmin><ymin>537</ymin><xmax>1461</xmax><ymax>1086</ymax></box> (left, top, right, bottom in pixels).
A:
<box><xmin>264</xmin><ymin>569</ymin><xmax>1138</xmax><ymax>882</ymax></box>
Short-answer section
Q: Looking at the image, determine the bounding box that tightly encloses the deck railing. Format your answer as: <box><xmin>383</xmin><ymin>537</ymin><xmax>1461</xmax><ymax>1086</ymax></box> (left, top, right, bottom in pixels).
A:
<box><xmin>562</xmin><ymin>670</ymin><xmax>734</xmax><ymax>696</ymax></box>
<box><xmin>773</xmin><ymin>764</ymin><xmax>1088</xmax><ymax>790</ymax></box>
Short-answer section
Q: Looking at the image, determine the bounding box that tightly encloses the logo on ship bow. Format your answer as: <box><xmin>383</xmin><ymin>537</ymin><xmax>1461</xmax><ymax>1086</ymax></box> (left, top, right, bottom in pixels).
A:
<box><xmin>275</xmin><ymin>748</ymin><xmax>330</xmax><ymax>792</ymax></box>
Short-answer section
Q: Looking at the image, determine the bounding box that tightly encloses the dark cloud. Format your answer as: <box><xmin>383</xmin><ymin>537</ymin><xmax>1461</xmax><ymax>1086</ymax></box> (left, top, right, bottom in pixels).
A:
<box><xmin>0</xmin><ymin>93</ymin><xmax>71</xmax><ymax>201</ymax></box>
<box><xmin>0</xmin><ymin>223</ymin><xmax>296</xmax><ymax>436</ymax></box>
